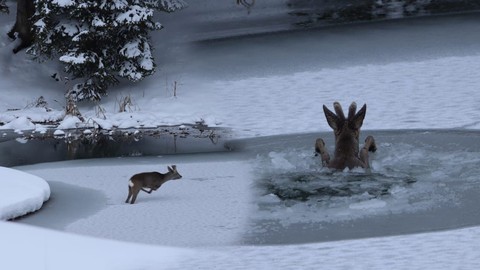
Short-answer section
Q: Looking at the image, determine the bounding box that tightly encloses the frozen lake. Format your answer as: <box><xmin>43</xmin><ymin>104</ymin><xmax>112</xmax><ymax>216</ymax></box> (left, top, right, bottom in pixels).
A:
<box><xmin>17</xmin><ymin>130</ymin><xmax>480</xmax><ymax>246</ymax></box>
<box><xmin>13</xmin><ymin>11</ymin><xmax>480</xmax><ymax>246</ymax></box>
<box><xmin>158</xmin><ymin>8</ymin><xmax>480</xmax><ymax>81</ymax></box>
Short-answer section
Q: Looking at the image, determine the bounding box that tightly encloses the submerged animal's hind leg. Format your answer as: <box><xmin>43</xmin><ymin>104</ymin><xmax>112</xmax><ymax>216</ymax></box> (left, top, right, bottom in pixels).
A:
<box><xmin>364</xmin><ymin>135</ymin><xmax>376</xmax><ymax>152</ymax></box>
<box><xmin>315</xmin><ymin>138</ymin><xmax>330</xmax><ymax>166</ymax></box>
<box><xmin>359</xmin><ymin>136</ymin><xmax>376</xmax><ymax>168</ymax></box>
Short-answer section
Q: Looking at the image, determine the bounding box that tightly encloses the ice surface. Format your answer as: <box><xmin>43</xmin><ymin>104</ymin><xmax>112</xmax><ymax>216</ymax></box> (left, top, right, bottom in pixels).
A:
<box><xmin>17</xmin><ymin>158</ymin><xmax>254</xmax><ymax>247</ymax></box>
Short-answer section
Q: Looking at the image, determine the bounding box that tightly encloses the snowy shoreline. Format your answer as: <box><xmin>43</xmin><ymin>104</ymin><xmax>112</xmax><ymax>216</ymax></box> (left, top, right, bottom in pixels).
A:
<box><xmin>2</xmin><ymin>8</ymin><xmax>480</xmax><ymax>270</ymax></box>
<box><xmin>0</xmin><ymin>167</ymin><xmax>50</xmax><ymax>220</ymax></box>
<box><xmin>12</xmin><ymin>129</ymin><xmax>480</xmax><ymax>245</ymax></box>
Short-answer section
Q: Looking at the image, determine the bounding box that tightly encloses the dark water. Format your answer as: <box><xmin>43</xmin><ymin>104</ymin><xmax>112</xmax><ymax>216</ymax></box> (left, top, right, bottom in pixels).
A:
<box><xmin>230</xmin><ymin>130</ymin><xmax>480</xmax><ymax>245</ymax></box>
<box><xmin>262</xmin><ymin>170</ymin><xmax>415</xmax><ymax>201</ymax></box>
<box><xmin>161</xmin><ymin>0</ymin><xmax>480</xmax><ymax>42</ymax></box>
<box><xmin>0</xmin><ymin>126</ymin><xmax>231</xmax><ymax>167</ymax></box>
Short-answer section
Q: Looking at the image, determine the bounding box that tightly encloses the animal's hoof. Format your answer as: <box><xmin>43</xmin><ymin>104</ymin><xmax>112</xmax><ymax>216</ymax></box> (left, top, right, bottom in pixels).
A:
<box><xmin>315</xmin><ymin>138</ymin><xmax>326</xmax><ymax>153</ymax></box>
<box><xmin>365</xmin><ymin>136</ymin><xmax>377</xmax><ymax>152</ymax></box>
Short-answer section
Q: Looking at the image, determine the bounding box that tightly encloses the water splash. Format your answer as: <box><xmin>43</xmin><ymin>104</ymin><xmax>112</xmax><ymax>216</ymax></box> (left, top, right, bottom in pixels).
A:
<box><xmin>252</xmin><ymin>141</ymin><xmax>480</xmax><ymax>226</ymax></box>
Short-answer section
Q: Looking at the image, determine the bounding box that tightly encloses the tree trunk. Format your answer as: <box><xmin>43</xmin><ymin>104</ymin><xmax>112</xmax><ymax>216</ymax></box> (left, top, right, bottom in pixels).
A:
<box><xmin>0</xmin><ymin>0</ymin><xmax>9</xmax><ymax>14</ymax></box>
<box><xmin>7</xmin><ymin>0</ymin><xmax>35</xmax><ymax>54</ymax></box>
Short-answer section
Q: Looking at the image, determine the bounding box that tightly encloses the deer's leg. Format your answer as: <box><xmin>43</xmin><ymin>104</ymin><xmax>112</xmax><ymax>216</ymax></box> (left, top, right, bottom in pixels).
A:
<box><xmin>125</xmin><ymin>186</ymin><xmax>132</xmax><ymax>203</ymax></box>
<box><xmin>315</xmin><ymin>138</ymin><xmax>330</xmax><ymax>166</ymax></box>
<box><xmin>359</xmin><ymin>136</ymin><xmax>376</xmax><ymax>168</ymax></box>
<box><xmin>141</xmin><ymin>188</ymin><xmax>153</xmax><ymax>194</ymax></box>
<box><xmin>130</xmin><ymin>187</ymin><xmax>141</xmax><ymax>204</ymax></box>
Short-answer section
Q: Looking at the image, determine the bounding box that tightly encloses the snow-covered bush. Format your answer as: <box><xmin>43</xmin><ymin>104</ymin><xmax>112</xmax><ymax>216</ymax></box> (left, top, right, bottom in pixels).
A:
<box><xmin>30</xmin><ymin>0</ymin><xmax>187</xmax><ymax>101</ymax></box>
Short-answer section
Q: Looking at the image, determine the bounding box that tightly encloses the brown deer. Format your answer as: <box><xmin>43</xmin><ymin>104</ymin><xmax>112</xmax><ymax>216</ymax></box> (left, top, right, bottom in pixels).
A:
<box><xmin>315</xmin><ymin>102</ymin><xmax>377</xmax><ymax>170</ymax></box>
<box><xmin>125</xmin><ymin>165</ymin><xmax>182</xmax><ymax>204</ymax></box>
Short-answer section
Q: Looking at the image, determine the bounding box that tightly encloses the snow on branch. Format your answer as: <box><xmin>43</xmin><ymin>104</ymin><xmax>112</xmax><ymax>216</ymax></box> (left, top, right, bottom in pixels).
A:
<box><xmin>116</xmin><ymin>5</ymin><xmax>153</xmax><ymax>24</ymax></box>
<box><xmin>31</xmin><ymin>0</ymin><xmax>187</xmax><ymax>101</ymax></box>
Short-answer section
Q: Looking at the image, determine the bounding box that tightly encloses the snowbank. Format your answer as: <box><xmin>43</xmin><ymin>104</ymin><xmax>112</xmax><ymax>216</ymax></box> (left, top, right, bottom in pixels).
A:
<box><xmin>0</xmin><ymin>221</ymin><xmax>189</xmax><ymax>270</ymax></box>
<box><xmin>0</xmin><ymin>166</ymin><xmax>50</xmax><ymax>220</ymax></box>
<box><xmin>175</xmin><ymin>225</ymin><xmax>480</xmax><ymax>269</ymax></box>
<box><xmin>2</xmin><ymin>219</ymin><xmax>480</xmax><ymax>270</ymax></box>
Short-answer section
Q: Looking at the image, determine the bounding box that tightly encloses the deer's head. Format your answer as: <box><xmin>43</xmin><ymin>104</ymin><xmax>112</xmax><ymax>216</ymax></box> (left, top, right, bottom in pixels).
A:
<box><xmin>168</xmin><ymin>165</ymin><xmax>182</xmax><ymax>180</ymax></box>
<box><xmin>323</xmin><ymin>102</ymin><xmax>366</xmax><ymax>156</ymax></box>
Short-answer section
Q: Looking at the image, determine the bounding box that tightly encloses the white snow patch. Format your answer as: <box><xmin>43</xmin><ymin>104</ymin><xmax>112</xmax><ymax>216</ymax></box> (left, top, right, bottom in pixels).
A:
<box><xmin>0</xmin><ymin>116</ymin><xmax>35</xmax><ymax>132</ymax></box>
<box><xmin>15</xmin><ymin>137</ymin><xmax>28</xmax><ymax>144</ymax></box>
<box><xmin>60</xmin><ymin>53</ymin><xmax>89</xmax><ymax>64</ymax></box>
<box><xmin>0</xmin><ymin>167</ymin><xmax>50</xmax><ymax>220</ymax></box>
<box><xmin>120</xmin><ymin>40</ymin><xmax>142</xmax><ymax>58</ymax></box>
<box><xmin>57</xmin><ymin>115</ymin><xmax>83</xmax><ymax>129</ymax></box>
<box><xmin>269</xmin><ymin>152</ymin><xmax>296</xmax><ymax>170</ymax></box>
<box><xmin>349</xmin><ymin>199</ymin><xmax>387</xmax><ymax>210</ymax></box>
<box><xmin>116</xmin><ymin>5</ymin><xmax>153</xmax><ymax>24</ymax></box>
<box><xmin>52</xmin><ymin>0</ymin><xmax>75</xmax><ymax>7</ymax></box>
<box><xmin>0</xmin><ymin>221</ymin><xmax>189</xmax><ymax>270</ymax></box>
<box><xmin>53</xmin><ymin>129</ymin><xmax>65</xmax><ymax>136</ymax></box>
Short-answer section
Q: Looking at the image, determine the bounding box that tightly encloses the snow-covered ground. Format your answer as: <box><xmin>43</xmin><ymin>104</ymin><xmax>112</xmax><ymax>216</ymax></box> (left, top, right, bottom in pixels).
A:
<box><xmin>0</xmin><ymin>166</ymin><xmax>49</xmax><ymax>220</ymax></box>
<box><xmin>0</xmin><ymin>221</ymin><xmax>189</xmax><ymax>270</ymax></box>
<box><xmin>2</xmin><ymin>2</ymin><xmax>480</xmax><ymax>269</ymax></box>
<box><xmin>16</xmin><ymin>157</ymin><xmax>254</xmax><ymax>247</ymax></box>
<box><xmin>3</xmin><ymin>218</ymin><xmax>480</xmax><ymax>270</ymax></box>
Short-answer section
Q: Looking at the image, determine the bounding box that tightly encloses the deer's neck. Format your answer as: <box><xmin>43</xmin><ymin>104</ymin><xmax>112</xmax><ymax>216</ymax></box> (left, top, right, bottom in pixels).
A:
<box><xmin>334</xmin><ymin>138</ymin><xmax>359</xmax><ymax>158</ymax></box>
<box><xmin>162</xmin><ymin>172</ymin><xmax>175</xmax><ymax>182</ymax></box>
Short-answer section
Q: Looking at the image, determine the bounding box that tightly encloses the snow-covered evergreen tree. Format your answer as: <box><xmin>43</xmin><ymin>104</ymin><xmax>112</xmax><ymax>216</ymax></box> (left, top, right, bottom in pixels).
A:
<box><xmin>31</xmin><ymin>0</ymin><xmax>187</xmax><ymax>101</ymax></box>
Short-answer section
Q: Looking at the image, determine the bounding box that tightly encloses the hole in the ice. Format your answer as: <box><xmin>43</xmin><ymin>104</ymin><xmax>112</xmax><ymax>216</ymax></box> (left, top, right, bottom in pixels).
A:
<box><xmin>260</xmin><ymin>170</ymin><xmax>416</xmax><ymax>202</ymax></box>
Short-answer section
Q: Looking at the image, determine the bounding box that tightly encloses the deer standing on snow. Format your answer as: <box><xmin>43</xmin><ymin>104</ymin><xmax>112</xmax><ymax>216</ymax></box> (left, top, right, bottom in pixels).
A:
<box><xmin>315</xmin><ymin>102</ymin><xmax>377</xmax><ymax>170</ymax></box>
<box><xmin>125</xmin><ymin>165</ymin><xmax>182</xmax><ymax>204</ymax></box>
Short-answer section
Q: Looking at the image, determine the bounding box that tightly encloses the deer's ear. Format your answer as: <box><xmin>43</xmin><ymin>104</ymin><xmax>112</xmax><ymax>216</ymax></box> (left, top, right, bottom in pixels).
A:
<box><xmin>351</xmin><ymin>104</ymin><xmax>367</xmax><ymax>129</ymax></box>
<box><xmin>168</xmin><ymin>166</ymin><xmax>173</xmax><ymax>172</ymax></box>
<box><xmin>323</xmin><ymin>105</ymin><xmax>340</xmax><ymax>130</ymax></box>
<box><xmin>333</xmin><ymin>102</ymin><xmax>345</xmax><ymax>120</ymax></box>
<box><xmin>348</xmin><ymin>102</ymin><xmax>357</xmax><ymax>120</ymax></box>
